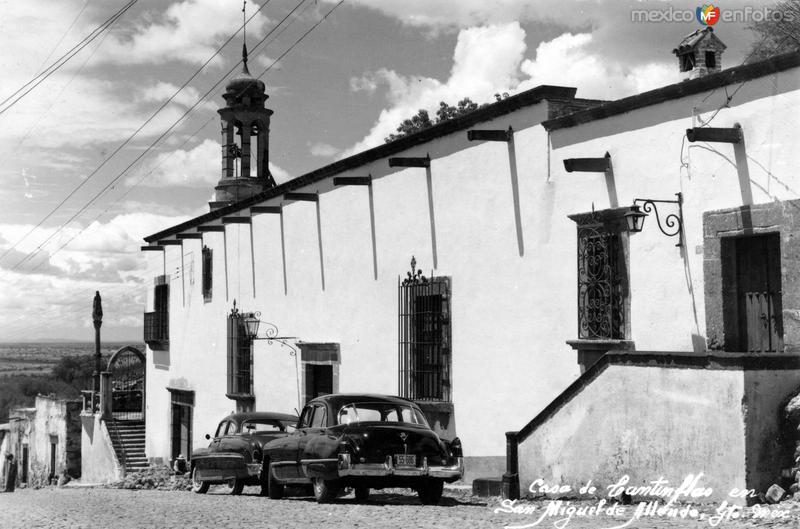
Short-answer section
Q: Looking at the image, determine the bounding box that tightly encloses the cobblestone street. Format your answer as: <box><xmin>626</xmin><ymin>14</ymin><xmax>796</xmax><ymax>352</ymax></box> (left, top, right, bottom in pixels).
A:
<box><xmin>1</xmin><ymin>485</ymin><xmax>800</xmax><ymax>529</ymax></box>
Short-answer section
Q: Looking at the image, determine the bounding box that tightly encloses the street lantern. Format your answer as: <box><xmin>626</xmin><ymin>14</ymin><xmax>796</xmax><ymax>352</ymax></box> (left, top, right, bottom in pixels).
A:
<box><xmin>243</xmin><ymin>313</ymin><xmax>261</xmax><ymax>340</ymax></box>
<box><xmin>624</xmin><ymin>192</ymin><xmax>684</xmax><ymax>247</ymax></box>
<box><xmin>623</xmin><ymin>205</ymin><xmax>646</xmax><ymax>233</ymax></box>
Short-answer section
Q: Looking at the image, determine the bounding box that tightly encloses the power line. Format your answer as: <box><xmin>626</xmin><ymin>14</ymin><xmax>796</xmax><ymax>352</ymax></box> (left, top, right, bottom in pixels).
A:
<box><xmin>12</xmin><ymin>17</ymin><xmax>118</xmax><ymax>155</ymax></box>
<box><xmin>23</xmin><ymin>0</ymin><xmax>318</xmax><ymax>273</ymax></box>
<box><xmin>3</xmin><ymin>0</ymin><xmax>345</xmax><ymax>339</ymax></box>
<box><xmin>34</xmin><ymin>0</ymin><xmax>91</xmax><ymax>76</ymax></box>
<box><xmin>0</xmin><ymin>0</ymin><xmax>137</xmax><ymax>116</ymax></box>
<box><xmin>2</xmin><ymin>0</ymin><xmax>275</xmax><ymax>265</ymax></box>
<box><xmin>10</xmin><ymin>0</ymin><xmax>310</xmax><ymax>271</ymax></box>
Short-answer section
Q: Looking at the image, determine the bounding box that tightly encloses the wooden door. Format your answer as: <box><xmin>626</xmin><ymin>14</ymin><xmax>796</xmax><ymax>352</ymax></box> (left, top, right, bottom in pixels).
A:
<box><xmin>736</xmin><ymin>234</ymin><xmax>783</xmax><ymax>352</ymax></box>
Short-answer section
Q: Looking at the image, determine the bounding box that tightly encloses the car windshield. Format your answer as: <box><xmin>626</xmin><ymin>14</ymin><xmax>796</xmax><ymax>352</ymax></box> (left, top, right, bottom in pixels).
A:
<box><xmin>241</xmin><ymin>419</ymin><xmax>296</xmax><ymax>434</ymax></box>
<box><xmin>336</xmin><ymin>402</ymin><xmax>429</xmax><ymax>427</ymax></box>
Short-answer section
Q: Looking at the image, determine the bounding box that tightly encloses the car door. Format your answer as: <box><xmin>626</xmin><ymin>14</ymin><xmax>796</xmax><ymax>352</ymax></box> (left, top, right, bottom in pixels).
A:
<box><xmin>297</xmin><ymin>404</ymin><xmax>328</xmax><ymax>474</ymax></box>
<box><xmin>217</xmin><ymin>419</ymin><xmax>241</xmax><ymax>453</ymax></box>
<box><xmin>209</xmin><ymin>420</ymin><xmax>229</xmax><ymax>451</ymax></box>
<box><xmin>269</xmin><ymin>406</ymin><xmax>312</xmax><ymax>480</ymax></box>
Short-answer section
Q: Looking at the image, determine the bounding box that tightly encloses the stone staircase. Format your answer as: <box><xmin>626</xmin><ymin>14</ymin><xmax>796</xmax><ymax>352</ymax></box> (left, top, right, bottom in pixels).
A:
<box><xmin>106</xmin><ymin>419</ymin><xmax>148</xmax><ymax>474</ymax></box>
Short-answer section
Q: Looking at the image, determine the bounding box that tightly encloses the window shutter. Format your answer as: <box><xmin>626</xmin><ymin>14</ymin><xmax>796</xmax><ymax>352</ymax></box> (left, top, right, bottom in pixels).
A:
<box><xmin>227</xmin><ymin>313</ymin><xmax>238</xmax><ymax>394</ymax></box>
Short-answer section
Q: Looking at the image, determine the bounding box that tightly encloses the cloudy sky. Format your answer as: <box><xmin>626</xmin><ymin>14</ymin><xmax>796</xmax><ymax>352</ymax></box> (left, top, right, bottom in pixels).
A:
<box><xmin>0</xmin><ymin>0</ymin><xmax>767</xmax><ymax>341</ymax></box>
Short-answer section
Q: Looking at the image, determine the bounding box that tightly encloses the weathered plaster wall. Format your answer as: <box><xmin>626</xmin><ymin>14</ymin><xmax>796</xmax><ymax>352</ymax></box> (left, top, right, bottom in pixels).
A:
<box><xmin>144</xmin><ymin>64</ymin><xmax>800</xmax><ymax>463</ymax></box>
<box><xmin>80</xmin><ymin>414</ymin><xmax>122</xmax><ymax>484</ymax></box>
<box><xmin>518</xmin><ymin>364</ymin><xmax>747</xmax><ymax>502</ymax></box>
<box><xmin>517</xmin><ymin>363</ymin><xmax>800</xmax><ymax>502</ymax></box>
<box><xmin>30</xmin><ymin>396</ymin><xmax>81</xmax><ymax>479</ymax></box>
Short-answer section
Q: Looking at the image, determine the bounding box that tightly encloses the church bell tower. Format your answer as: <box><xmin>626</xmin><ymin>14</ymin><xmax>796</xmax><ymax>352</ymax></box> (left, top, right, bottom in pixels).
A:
<box><xmin>210</xmin><ymin>10</ymin><xmax>276</xmax><ymax>210</ymax></box>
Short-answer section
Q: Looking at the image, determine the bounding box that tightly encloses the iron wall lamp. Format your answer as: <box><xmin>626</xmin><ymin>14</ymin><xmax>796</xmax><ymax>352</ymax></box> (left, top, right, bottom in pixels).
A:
<box><xmin>243</xmin><ymin>312</ymin><xmax>261</xmax><ymax>340</ymax></box>
<box><xmin>623</xmin><ymin>192</ymin><xmax>684</xmax><ymax>247</ymax></box>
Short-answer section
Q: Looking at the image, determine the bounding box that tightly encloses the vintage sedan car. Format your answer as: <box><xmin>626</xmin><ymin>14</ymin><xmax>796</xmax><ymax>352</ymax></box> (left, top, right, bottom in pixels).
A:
<box><xmin>262</xmin><ymin>394</ymin><xmax>463</xmax><ymax>504</ymax></box>
<box><xmin>191</xmin><ymin>411</ymin><xmax>298</xmax><ymax>495</ymax></box>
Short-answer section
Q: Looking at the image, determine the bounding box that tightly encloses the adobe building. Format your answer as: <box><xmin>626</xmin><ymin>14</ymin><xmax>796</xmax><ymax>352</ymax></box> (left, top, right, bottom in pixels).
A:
<box><xmin>4</xmin><ymin>396</ymin><xmax>82</xmax><ymax>488</ymax></box>
<box><xmin>140</xmin><ymin>28</ymin><xmax>800</xmax><ymax>499</ymax></box>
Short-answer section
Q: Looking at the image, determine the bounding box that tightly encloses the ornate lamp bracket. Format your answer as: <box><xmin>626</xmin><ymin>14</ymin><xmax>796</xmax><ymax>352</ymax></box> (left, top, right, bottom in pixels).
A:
<box><xmin>630</xmin><ymin>192</ymin><xmax>684</xmax><ymax>247</ymax></box>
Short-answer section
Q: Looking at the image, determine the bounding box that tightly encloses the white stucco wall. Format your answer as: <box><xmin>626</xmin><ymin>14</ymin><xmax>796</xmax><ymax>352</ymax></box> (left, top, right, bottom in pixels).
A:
<box><xmin>144</xmin><ymin>65</ymin><xmax>800</xmax><ymax>463</ymax></box>
<box><xmin>517</xmin><ymin>364</ymin><xmax>748</xmax><ymax>502</ymax></box>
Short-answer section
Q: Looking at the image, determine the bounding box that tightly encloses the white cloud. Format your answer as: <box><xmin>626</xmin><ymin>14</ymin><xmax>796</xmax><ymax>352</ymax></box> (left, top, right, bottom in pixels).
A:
<box><xmin>130</xmin><ymin>139</ymin><xmax>219</xmax><ymax>187</ymax></box>
<box><xmin>269</xmin><ymin>162</ymin><xmax>291</xmax><ymax>184</ymax></box>
<box><xmin>309</xmin><ymin>142</ymin><xmax>340</xmax><ymax>158</ymax></box>
<box><xmin>96</xmin><ymin>0</ymin><xmax>271</xmax><ymax>66</ymax></box>
<box><xmin>322</xmin><ymin>0</ymin><xmax>561</xmax><ymax>30</ymax></box>
<box><xmin>517</xmin><ymin>33</ymin><xmax>674</xmax><ymax>99</ymax></box>
<box><xmin>129</xmin><ymin>139</ymin><xmax>292</xmax><ymax>187</ymax></box>
<box><xmin>140</xmin><ymin>82</ymin><xmax>215</xmax><ymax>111</ymax></box>
<box><xmin>343</xmin><ymin>22</ymin><xmax>528</xmax><ymax>156</ymax></box>
<box><xmin>343</xmin><ymin>25</ymin><xmax>676</xmax><ymax>157</ymax></box>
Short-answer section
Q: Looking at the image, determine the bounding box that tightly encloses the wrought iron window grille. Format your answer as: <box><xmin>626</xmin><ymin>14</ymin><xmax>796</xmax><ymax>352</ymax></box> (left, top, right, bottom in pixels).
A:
<box><xmin>201</xmin><ymin>246</ymin><xmax>213</xmax><ymax>302</ymax></box>
<box><xmin>398</xmin><ymin>257</ymin><xmax>451</xmax><ymax>402</ymax></box>
<box><xmin>575</xmin><ymin>215</ymin><xmax>626</xmax><ymax>340</ymax></box>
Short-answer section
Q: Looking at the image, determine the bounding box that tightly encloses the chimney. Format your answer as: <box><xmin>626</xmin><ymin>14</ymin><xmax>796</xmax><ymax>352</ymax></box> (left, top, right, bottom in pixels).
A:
<box><xmin>672</xmin><ymin>27</ymin><xmax>727</xmax><ymax>80</ymax></box>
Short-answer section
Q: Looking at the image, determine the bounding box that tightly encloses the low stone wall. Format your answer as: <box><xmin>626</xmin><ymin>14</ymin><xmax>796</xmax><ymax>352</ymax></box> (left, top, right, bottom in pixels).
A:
<box><xmin>515</xmin><ymin>352</ymin><xmax>800</xmax><ymax>505</ymax></box>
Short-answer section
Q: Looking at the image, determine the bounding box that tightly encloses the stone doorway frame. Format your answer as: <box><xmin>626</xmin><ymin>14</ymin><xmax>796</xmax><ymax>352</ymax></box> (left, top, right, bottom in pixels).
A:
<box><xmin>703</xmin><ymin>200</ymin><xmax>800</xmax><ymax>353</ymax></box>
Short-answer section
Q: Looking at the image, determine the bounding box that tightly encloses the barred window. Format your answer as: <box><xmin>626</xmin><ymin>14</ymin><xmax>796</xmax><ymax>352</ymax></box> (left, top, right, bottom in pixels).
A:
<box><xmin>576</xmin><ymin>222</ymin><xmax>625</xmax><ymax>340</ymax></box>
<box><xmin>227</xmin><ymin>312</ymin><xmax>253</xmax><ymax>400</ymax></box>
<box><xmin>202</xmin><ymin>246</ymin><xmax>213</xmax><ymax>302</ymax></box>
<box><xmin>398</xmin><ymin>259</ymin><xmax>451</xmax><ymax>402</ymax></box>
<box><xmin>144</xmin><ymin>276</ymin><xmax>169</xmax><ymax>348</ymax></box>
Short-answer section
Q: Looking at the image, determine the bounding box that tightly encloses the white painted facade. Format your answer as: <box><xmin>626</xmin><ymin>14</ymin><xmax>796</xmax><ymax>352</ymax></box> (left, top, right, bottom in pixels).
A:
<box><xmin>142</xmin><ymin>55</ymin><xmax>800</xmax><ymax>470</ymax></box>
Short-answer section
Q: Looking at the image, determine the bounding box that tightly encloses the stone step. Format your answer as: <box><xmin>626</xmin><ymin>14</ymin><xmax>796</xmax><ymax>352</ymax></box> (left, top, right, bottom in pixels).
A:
<box><xmin>472</xmin><ymin>477</ymin><xmax>504</xmax><ymax>497</ymax></box>
<box><xmin>116</xmin><ymin>435</ymin><xmax>145</xmax><ymax>442</ymax></box>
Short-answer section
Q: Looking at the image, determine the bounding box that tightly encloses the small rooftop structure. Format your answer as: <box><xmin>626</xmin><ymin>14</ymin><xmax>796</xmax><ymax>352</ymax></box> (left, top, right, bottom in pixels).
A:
<box><xmin>673</xmin><ymin>27</ymin><xmax>727</xmax><ymax>79</ymax></box>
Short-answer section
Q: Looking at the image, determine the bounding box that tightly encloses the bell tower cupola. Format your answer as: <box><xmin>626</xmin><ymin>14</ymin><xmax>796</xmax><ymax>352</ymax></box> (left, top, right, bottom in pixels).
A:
<box><xmin>211</xmin><ymin>2</ymin><xmax>276</xmax><ymax>210</ymax></box>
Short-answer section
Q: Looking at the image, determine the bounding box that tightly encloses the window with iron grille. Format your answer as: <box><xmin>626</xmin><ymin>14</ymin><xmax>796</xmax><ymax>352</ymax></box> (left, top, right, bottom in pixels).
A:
<box><xmin>202</xmin><ymin>246</ymin><xmax>213</xmax><ymax>302</ymax></box>
<box><xmin>226</xmin><ymin>312</ymin><xmax>253</xmax><ymax>399</ymax></box>
<box><xmin>398</xmin><ymin>259</ymin><xmax>451</xmax><ymax>402</ymax></box>
<box><xmin>576</xmin><ymin>221</ymin><xmax>626</xmax><ymax>340</ymax></box>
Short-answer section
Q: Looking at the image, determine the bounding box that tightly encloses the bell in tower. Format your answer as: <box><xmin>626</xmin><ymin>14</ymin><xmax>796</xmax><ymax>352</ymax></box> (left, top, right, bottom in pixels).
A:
<box><xmin>210</xmin><ymin>25</ymin><xmax>277</xmax><ymax>210</ymax></box>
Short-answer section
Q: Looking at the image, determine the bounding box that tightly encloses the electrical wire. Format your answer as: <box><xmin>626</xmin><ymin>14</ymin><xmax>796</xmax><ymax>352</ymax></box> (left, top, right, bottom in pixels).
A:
<box><xmin>1</xmin><ymin>0</ymin><xmax>275</xmax><ymax>264</ymax></box>
<box><xmin>10</xmin><ymin>0</ymin><xmax>314</xmax><ymax>272</ymax></box>
<box><xmin>22</xmin><ymin>0</ymin><xmax>318</xmax><ymax>274</ymax></box>
<box><xmin>0</xmin><ymin>0</ymin><xmax>137</xmax><ymax>116</ymax></box>
<box><xmin>2</xmin><ymin>0</ymin><xmax>344</xmax><ymax>340</ymax></box>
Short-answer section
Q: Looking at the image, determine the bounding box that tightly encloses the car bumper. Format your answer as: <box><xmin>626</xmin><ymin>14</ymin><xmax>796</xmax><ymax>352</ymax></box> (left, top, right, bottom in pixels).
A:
<box><xmin>193</xmin><ymin>454</ymin><xmax>261</xmax><ymax>482</ymax></box>
<box><xmin>337</xmin><ymin>455</ymin><xmax>464</xmax><ymax>480</ymax></box>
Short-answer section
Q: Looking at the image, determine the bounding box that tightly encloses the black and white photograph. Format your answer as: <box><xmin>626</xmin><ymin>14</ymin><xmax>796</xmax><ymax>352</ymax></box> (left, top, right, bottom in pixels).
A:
<box><xmin>1</xmin><ymin>0</ymin><xmax>800</xmax><ymax>527</ymax></box>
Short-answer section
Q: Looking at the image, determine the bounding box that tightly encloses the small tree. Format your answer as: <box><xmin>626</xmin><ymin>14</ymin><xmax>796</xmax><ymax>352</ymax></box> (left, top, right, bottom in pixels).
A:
<box><xmin>747</xmin><ymin>0</ymin><xmax>800</xmax><ymax>61</ymax></box>
<box><xmin>385</xmin><ymin>109</ymin><xmax>434</xmax><ymax>143</ymax></box>
<box><xmin>385</xmin><ymin>97</ymin><xmax>487</xmax><ymax>142</ymax></box>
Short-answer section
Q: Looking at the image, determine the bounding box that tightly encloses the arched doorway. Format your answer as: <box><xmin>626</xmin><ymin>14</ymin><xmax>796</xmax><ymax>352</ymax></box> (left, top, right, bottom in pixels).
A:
<box><xmin>107</xmin><ymin>346</ymin><xmax>145</xmax><ymax>421</ymax></box>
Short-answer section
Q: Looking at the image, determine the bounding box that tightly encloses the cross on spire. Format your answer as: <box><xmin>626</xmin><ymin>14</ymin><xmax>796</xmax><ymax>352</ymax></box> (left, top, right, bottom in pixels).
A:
<box><xmin>240</xmin><ymin>1</ymin><xmax>251</xmax><ymax>74</ymax></box>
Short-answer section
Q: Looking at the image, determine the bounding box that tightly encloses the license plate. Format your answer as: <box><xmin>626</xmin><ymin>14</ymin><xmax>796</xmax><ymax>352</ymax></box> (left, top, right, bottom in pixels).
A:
<box><xmin>394</xmin><ymin>454</ymin><xmax>416</xmax><ymax>467</ymax></box>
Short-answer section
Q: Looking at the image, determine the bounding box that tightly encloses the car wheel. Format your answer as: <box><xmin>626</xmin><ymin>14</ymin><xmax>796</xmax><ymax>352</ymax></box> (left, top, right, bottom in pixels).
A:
<box><xmin>191</xmin><ymin>467</ymin><xmax>210</xmax><ymax>494</ymax></box>
<box><xmin>263</xmin><ymin>462</ymin><xmax>284</xmax><ymax>499</ymax></box>
<box><xmin>418</xmin><ymin>479</ymin><xmax>444</xmax><ymax>505</ymax></box>
<box><xmin>312</xmin><ymin>477</ymin><xmax>338</xmax><ymax>503</ymax></box>
<box><xmin>227</xmin><ymin>478</ymin><xmax>245</xmax><ymax>495</ymax></box>
<box><xmin>354</xmin><ymin>486</ymin><xmax>370</xmax><ymax>502</ymax></box>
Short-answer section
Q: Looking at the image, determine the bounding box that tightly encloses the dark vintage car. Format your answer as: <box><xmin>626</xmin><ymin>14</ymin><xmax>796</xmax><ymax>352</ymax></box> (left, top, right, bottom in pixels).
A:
<box><xmin>191</xmin><ymin>411</ymin><xmax>298</xmax><ymax>495</ymax></box>
<box><xmin>262</xmin><ymin>394</ymin><xmax>463</xmax><ymax>504</ymax></box>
